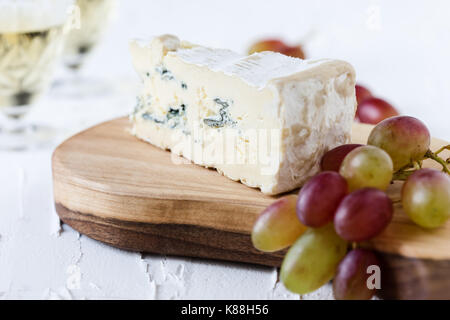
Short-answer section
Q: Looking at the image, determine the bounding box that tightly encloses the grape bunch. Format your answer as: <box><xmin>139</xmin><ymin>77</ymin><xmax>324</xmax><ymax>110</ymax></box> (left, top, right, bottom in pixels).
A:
<box><xmin>252</xmin><ymin>115</ymin><xmax>450</xmax><ymax>300</ymax></box>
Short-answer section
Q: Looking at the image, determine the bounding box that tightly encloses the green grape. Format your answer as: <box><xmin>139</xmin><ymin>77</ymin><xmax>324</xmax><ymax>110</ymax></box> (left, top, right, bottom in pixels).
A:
<box><xmin>280</xmin><ymin>224</ymin><xmax>348</xmax><ymax>294</ymax></box>
<box><xmin>252</xmin><ymin>195</ymin><xmax>307</xmax><ymax>252</ymax></box>
<box><xmin>368</xmin><ymin>116</ymin><xmax>430</xmax><ymax>170</ymax></box>
<box><xmin>339</xmin><ymin>145</ymin><xmax>393</xmax><ymax>191</ymax></box>
<box><xmin>402</xmin><ymin>168</ymin><xmax>450</xmax><ymax>228</ymax></box>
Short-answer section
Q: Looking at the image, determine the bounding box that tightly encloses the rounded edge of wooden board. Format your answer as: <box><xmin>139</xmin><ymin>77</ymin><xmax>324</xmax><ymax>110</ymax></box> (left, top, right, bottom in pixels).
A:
<box><xmin>55</xmin><ymin>202</ymin><xmax>285</xmax><ymax>267</ymax></box>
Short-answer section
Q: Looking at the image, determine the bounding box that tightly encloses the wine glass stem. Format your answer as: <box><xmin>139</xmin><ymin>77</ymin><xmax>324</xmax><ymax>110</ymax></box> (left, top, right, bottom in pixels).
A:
<box><xmin>0</xmin><ymin>104</ymin><xmax>35</xmax><ymax>150</ymax></box>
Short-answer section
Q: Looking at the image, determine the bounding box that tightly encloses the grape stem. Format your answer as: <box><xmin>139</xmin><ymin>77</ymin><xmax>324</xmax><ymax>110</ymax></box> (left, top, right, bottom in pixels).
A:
<box><xmin>416</xmin><ymin>160</ymin><xmax>423</xmax><ymax>169</ymax></box>
<box><xmin>425</xmin><ymin>149</ymin><xmax>450</xmax><ymax>174</ymax></box>
<box><xmin>396</xmin><ymin>163</ymin><xmax>414</xmax><ymax>172</ymax></box>
<box><xmin>392</xmin><ymin>170</ymin><xmax>415</xmax><ymax>181</ymax></box>
<box><xmin>435</xmin><ymin>144</ymin><xmax>450</xmax><ymax>156</ymax></box>
<box><xmin>392</xmin><ymin>147</ymin><xmax>449</xmax><ymax>181</ymax></box>
<box><xmin>393</xmin><ymin>161</ymin><xmax>422</xmax><ymax>181</ymax></box>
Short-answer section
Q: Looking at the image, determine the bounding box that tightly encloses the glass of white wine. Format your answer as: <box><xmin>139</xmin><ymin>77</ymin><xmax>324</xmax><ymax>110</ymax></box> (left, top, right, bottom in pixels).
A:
<box><xmin>55</xmin><ymin>0</ymin><xmax>118</xmax><ymax>97</ymax></box>
<box><xmin>0</xmin><ymin>0</ymin><xmax>75</xmax><ymax>150</ymax></box>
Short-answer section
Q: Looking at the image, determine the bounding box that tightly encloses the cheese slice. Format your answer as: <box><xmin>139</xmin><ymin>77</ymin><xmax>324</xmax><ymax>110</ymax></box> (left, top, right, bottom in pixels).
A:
<box><xmin>129</xmin><ymin>35</ymin><xmax>356</xmax><ymax>195</ymax></box>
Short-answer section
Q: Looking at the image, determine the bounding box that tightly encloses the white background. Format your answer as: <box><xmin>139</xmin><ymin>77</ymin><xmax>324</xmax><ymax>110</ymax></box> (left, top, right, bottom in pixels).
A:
<box><xmin>0</xmin><ymin>0</ymin><xmax>449</xmax><ymax>299</ymax></box>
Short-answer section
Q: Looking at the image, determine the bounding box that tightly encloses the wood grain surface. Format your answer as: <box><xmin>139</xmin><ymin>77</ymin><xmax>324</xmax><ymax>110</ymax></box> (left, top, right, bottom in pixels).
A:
<box><xmin>52</xmin><ymin>117</ymin><xmax>450</xmax><ymax>299</ymax></box>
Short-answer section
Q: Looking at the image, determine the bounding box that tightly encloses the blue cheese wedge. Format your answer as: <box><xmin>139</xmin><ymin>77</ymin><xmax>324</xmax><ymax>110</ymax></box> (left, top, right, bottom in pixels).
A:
<box><xmin>130</xmin><ymin>35</ymin><xmax>356</xmax><ymax>195</ymax></box>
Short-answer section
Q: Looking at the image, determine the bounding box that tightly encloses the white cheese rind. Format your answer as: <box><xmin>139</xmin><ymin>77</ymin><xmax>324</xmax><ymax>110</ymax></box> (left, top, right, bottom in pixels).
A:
<box><xmin>130</xmin><ymin>35</ymin><xmax>356</xmax><ymax>195</ymax></box>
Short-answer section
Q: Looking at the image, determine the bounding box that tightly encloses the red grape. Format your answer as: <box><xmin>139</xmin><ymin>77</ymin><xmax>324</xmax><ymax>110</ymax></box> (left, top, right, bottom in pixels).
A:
<box><xmin>334</xmin><ymin>188</ymin><xmax>393</xmax><ymax>241</ymax></box>
<box><xmin>333</xmin><ymin>249</ymin><xmax>380</xmax><ymax>300</ymax></box>
<box><xmin>252</xmin><ymin>195</ymin><xmax>307</xmax><ymax>252</ymax></box>
<box><xmin>357</xmin><ymin>97</ymin><xmax>399</xmax><ymax>124</ymax></box>
<box><xmin>297</xmin><ymin>172</ymin><xmax>348</xmax><ymax>227</ymax></box>
<box><xmin>248</xmin><ymin>39</ymin><xmax>287</xmax><ymax>55</ymax></box>
<box><xmin>402</xmin><ymin>168</ymin><xmax>450</xmax><ymax>229</ymax></box>
<box><xmin>368</xmin><ymin>116</ymin><xmax>431</xmax><ymax>170</ymax></box>
<box><xmin>248</xmin><ymin>39</ymin><xmax>305</xmax><ymax>59</ymax></box>
<box><xmin>355</xmin><ymin>84</ymin><xmax>372</xmax><ymax>105</ymax></box>
<box><xmin>339</xmin><ymin>145</ymin><xmax>393</xmax><ymax>191</ymax></box>
<box><xmin>281</xmin><ymin>46</ymin><xmax>305</xmax><ymax>59</ymax></box>
<box><xmin>320</xmin><ymin>144</ymin><xmax>363</xmax><ymax>172</ymax></box>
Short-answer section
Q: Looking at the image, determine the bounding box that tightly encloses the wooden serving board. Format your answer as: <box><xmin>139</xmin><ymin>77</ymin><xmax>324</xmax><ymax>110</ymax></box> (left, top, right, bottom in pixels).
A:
<box><xmin>52</xmin><ymin>117</ymin><xmax>450</xmax><ymax>299</ymax></box>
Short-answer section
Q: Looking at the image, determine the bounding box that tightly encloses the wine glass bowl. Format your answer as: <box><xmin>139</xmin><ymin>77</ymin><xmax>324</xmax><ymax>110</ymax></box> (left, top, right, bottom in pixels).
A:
<box><xmin>0</xmin><ymin>0</ymin><xmax>74</xmax><ymax>150</ymax></box>
<box><xmin>0</xmin><ymin>26</ymin><xmax>66</xmax><ymax>118</ymax></box>
<box><xmin>63</xmin><ymin>0</ymin><xmax>118</xmax><ymax>71</ymax></box>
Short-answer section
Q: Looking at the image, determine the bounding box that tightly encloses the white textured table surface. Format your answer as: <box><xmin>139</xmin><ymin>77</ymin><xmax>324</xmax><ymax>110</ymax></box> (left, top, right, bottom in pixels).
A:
<box><xmin>1</xmin><ymin>0</ymin><xmax>449</xmax><ymax>299</ymax></box>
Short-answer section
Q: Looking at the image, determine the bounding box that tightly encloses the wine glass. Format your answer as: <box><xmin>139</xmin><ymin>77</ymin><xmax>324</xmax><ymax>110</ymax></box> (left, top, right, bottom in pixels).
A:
<box><xmin>0</xmin><ymin>0</ymin><xmax>75</xmax><ymax>150</ymax></box>
<box><xmin>55</xmin><ymin>0</ymin><xmax>119</xmax><ymax>97</ymax></box>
